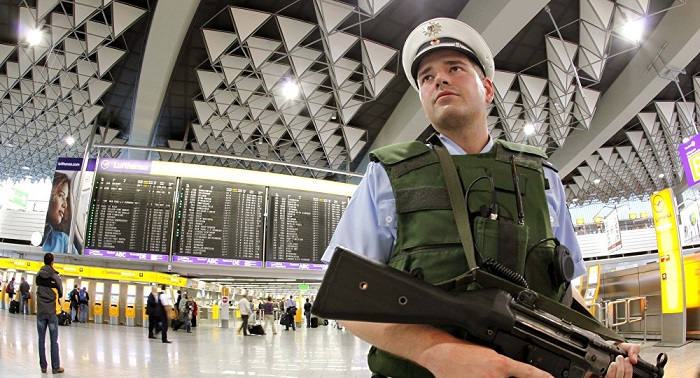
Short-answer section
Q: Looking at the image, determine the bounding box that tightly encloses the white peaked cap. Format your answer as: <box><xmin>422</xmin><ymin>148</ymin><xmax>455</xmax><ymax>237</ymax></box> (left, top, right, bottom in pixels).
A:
<box><xmin>402</xmin><ymin>17</ymin><xmax>495</xmax><ymax>91</ymax></box>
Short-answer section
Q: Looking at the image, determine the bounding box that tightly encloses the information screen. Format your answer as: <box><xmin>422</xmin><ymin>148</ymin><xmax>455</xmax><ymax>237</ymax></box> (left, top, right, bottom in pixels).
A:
<box><xmin>172</xmin><ymin>179</ymin><xmax>265</xmax><ymax>267</ymax></box>
<box><xmin>85</xmin><ymin>173</ymin><xmax>175</xmax><ymax>260</ymax></box>
<box><xmin>265</xmin><ymin>188</ymin><xmax>347</xmax><ymax>269</ymax></box>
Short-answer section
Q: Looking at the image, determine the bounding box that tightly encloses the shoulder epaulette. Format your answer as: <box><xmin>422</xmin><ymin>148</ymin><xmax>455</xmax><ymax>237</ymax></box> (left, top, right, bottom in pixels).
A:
<box><xmin>541</xmin><ymin>159</ymin><xmax>558</xmax><ymax>173</ymax></box>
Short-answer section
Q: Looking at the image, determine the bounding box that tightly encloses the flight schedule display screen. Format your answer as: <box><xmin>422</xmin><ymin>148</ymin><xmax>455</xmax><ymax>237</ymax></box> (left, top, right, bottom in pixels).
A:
<box><xmin>172</xmin><ymin>179</ymin><xmax>265</xmax><ymax>267</ymax></box>
<box><xmin>84</xmin><ymin>172</ymin><xmax>175</xmax><ymax>261</ymax></box>
<box><xmin>265</xmin><ymin>188</ymin><xmax>347</xmax><ymax>269</ymax></box>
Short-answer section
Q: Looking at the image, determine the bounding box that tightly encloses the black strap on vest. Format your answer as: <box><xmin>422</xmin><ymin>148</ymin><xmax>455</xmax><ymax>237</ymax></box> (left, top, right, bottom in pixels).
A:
<box><xmin>435</xmin><ymin>145</ymin><xmax>477</xmax><ymax>270</ymax></box>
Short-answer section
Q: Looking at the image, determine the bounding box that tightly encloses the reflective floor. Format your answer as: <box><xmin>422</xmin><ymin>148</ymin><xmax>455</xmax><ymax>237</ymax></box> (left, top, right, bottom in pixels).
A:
<box><xmin>1</xmin><ymin>310</ymin><xmax>698</xmax><ymax>377</ymax></box>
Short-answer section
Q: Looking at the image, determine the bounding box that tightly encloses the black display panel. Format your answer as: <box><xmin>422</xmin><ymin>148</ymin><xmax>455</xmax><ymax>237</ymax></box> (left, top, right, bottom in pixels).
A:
<box><xmin>172</xmin><ymin>179</ymin><xmax>265</xmax><ymax>267</ymax></box>
<box><xmin>265</xmin><ymin>188</ymin><xmax>347</xmax><ymax>268</ymax></box>
<box><xmin>85</xmin><ymin>172</ymin><xmax>175</xmax><ymax>260</ymax></box>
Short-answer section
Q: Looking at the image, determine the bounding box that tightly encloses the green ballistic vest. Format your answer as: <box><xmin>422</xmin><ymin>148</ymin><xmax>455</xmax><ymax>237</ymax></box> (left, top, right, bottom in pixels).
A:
<box><xmin>366</xmin><ymin>139</ymin><xmax>568</xmax><ymax>378</ymax></box>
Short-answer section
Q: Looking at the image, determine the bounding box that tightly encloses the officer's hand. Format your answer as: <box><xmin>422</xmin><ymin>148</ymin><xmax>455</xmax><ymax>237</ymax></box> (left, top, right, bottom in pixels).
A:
<box><xmin>422</xmin><ymin>341</ymin><xmax>553</xmax><ymax>378</ymax></box>
<box><xmin>603</xmin><ymin>343</ymin><xmax>640</xmax><ymax>378</ymax></box>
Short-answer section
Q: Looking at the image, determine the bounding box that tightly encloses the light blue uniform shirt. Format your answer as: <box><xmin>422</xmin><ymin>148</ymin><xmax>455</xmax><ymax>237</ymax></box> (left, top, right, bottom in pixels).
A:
<box><xmin>322</xmin><ymin>135</ymin><xmax>586</xmax><ymax>279</ymax></box>
<box><xmin>42</xmin><ymin>226</ymin><xmax>79</xmax><ymax>254</ymax></box>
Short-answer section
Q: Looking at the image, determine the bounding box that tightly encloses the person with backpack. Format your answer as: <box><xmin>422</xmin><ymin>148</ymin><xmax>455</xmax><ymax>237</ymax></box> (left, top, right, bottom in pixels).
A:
<box><xmin>35</xmin><ymin>253</ymin><xmax>65</xmax><ymax>374</ymax></box>
<box><xmin>19</xmin><ymin>277</ymin><xmax>31</xmax><ymax>315</ymax></box>
<box><xmin>68</xmin><ymin>284</ymin><xmax>79</xmax><ymax>322</ymax></box>
<box><xmin>78</xmin><ymin>287</ymin><xmax>89</xmax><ymax>323</ymax></box>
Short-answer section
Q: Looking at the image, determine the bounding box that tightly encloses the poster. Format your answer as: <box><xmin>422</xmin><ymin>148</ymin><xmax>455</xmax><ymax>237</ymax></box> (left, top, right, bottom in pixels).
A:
<box><xmin>41</xmin><ymin>157</ymin><xmax>95</xmax><ymax>255</ymax></box>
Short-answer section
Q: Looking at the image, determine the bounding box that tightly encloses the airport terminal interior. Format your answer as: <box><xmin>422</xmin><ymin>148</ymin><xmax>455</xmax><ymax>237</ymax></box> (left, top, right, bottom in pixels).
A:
<box><xmin>1</xmin><ymin>0</ymin><xmax>700</xmax><ymax>377</ymax></box>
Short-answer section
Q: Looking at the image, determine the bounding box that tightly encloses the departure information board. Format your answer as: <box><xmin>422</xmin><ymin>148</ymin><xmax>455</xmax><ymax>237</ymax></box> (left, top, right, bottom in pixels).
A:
<box><xmin>265</xmin><ymin>189</ymin><xmax>347</xmax><ymax>269</ymax></box>
<box><xmin>172</xmin><ymin>179</ymin><xmax>265</xmax><ymax>267</ymax></box>
<box><xmin>84</xmin><ymin>172</ymin><xmax>175</xmax><ymax>261</ymax></box>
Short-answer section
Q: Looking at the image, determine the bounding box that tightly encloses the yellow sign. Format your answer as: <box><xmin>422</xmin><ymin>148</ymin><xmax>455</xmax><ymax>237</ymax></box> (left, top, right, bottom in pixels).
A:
<box><xmin>3</xmin><ymin>258</ymin><xmax>186</xmax><ymax>287</ymax></box>
<box><xmin>593</xmin><ymin>216</ymin><xmax>603</xmax><ymax>224</ymax></box>
<box><xmin>640</xmin><ymin>212</ymin><xmax>649</xmax><ymax>218</ymax></box>
<box><xmin>629</xmin><ymin>213</ymin><xmax>637</xmax><ymax>219</ymax></box>
<box><xmin>575</xmin><ymin>218</ymin><xmax>585</xmax><ymax>225</ymax></box>
<box><xmin>651</xmin><ymin>188</ymin><xmax>686</xmax><ymax>313</ymax></box>
<box><xmin>0</xmin><ymin>259</ymin><xmax>43</xmax><ymax>271</ymax></box>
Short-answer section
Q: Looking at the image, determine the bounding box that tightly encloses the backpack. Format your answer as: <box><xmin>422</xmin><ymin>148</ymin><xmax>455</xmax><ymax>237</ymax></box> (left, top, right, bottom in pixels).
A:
<box><xmin>79</xmin><ymin>289</ymin><xmax>87</xmax><ymax>302</ymax></box>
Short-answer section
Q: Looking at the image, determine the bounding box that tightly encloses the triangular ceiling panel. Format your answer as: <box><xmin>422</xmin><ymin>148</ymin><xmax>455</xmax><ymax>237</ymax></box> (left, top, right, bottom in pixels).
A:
<box><xmin>74</xmin><ymin>0</ymin><xmax>100</xmax><ymax>28</ymax></box>
<box><xmin>112</xmin><ymin>1</ymin><xmax>147</xmax><ymax>39</ymax></box>
<box><xmin>580</xmin><ymin>0</ymin><xmax>614</xmax><ymax>30</ymax></box>
<box><xmin>202</xmin><ymin>29</ymin><xmax>238</xmax><ymax>63</ymax></box>
<box><xmin>246</xmin><ymin>37</ymin><xmax>281</xmax><ymax>69</ymax></box>
<box><xmin>37</xmin><ymin>0</ymin><xmax>60</xmax><ymax>20</ymax></box>
<box><xmin>219</xmin><ymin>55</ymin><xmax>248</xmax><ymax>85</ymax></box>
<box><xmin>358</xmin><ymin>0</ymin><xmax>394</xmax><ymax>16</ymax></box>
<box><xmin>325</xmin><ymin>31</ymin><xmax>358</xmax><ymax>63</ymax></box>
<box><xmin>314</xmin><ymin>0</ymin><xmax>354</xmax><ymax>34</ymax></box>
<box><xmin>361</xmin><ymin>39</ymin><xmax>396</xmax><ymax>75</ymax></box>
<box><xmin>86</xmin><ymin>21</ymin><xmax>111</xmax><ymax>54</ymax></box>
<box><xmin>230</xmin><ymin>7</ymin><xmax>271</xmax><ymax>43</ymax></box>
<box><xmin>194</xmin><ymin>100</ymin><xmax>216</xmax><ymax>124</ymax></box>
<box><xmin>50</xmin><ymin>12</ymin><xmax>72</xmax><ymax>45</ymax></box>
<box><xmin>196</xmin><ymin>70</ymin><xmax>223</xmax><ymax>100</ymax></box>
<box><xmin>289</xmin><ymin>47</ymin><xmax>322</xmax><ymax>77</ymax></box>
<box><xmin>276</xmin><ymin>16</ymin><xmax>316</xmax><ymax>51</ymax></box>
<box><xmin>259</xmin><ymin>62</ymin><xmax>289</xmax><ymax>91</ymax></box>
<box><xmin>96</xmin><ymin>45</ymin><xmax>126</xmax><ymax>77</ymax></box>
<box><xmin>234</xmin><ymin>76</ymin><xmax>262</xmax><ymax>104</ymax></box>
<box><xmin>191</xmin><ymin>123</ymin><xmax>210</xmax><ymax>145</ymax></box>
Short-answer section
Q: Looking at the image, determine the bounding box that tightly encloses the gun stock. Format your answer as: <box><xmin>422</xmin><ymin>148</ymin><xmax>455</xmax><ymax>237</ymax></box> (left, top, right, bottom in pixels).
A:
<box><xmin>313</xmin><ymin>246</ymin><xmax>668</xmax><ymax>378</ymax></box>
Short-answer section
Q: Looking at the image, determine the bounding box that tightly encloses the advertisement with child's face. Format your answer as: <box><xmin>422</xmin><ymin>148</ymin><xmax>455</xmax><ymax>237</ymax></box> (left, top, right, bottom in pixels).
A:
<box><xmin>42</xmin><ymin>158</ymin><xmax>95</xmax><ymax>255</ymax></box>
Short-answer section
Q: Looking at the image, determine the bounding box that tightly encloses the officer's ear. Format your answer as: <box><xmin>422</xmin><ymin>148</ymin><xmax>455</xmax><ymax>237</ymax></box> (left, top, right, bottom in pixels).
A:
<box><xmin>482</xmin><ymin>76</ymin><xmax>494</xmax><ymax>105</ymax></box>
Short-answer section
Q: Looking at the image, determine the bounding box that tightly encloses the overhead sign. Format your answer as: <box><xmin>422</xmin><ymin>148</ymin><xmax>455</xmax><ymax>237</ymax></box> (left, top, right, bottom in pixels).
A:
<box><xmin>604</xmin><ymin>210</ymin><xmax>622</xmax><ymax>252</ymax></box>
<box><xmin>679</xmin><ymin>134</ymin><xmax>700</xmax><ymax>187</ymax></box>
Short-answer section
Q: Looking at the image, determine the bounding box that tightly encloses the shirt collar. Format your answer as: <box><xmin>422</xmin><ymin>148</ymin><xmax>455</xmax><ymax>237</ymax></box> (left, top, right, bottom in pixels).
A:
<box><xmin>437</xmin><ymin>134</ymin><xmax>493</xmax><ymax>155</ymax></box>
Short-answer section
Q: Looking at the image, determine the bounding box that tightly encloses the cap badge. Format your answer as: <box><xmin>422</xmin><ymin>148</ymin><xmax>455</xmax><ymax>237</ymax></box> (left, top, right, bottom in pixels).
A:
<box><xmin>422</xmin><ymin>20</ymin><xmax>442</xmax><ymax>38</ymax></box>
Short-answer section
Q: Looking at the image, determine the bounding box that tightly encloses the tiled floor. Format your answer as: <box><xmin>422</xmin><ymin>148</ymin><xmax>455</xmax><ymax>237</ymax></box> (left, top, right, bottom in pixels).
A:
<box><xmin>1</xmin><ymin>310</ymin><xmax>698</xmax><ymax>377</ymax></box>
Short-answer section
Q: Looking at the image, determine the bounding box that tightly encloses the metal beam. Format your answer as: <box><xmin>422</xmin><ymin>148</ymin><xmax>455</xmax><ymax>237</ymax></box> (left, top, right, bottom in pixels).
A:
<box><xmin>550</xmin><ymin>0</ymin><xmax>700</xmax><ymax>177</ymax></box>
<box><xmin>127</xmin><ymin>0</ymin><xmax>200</xmax><ymax>159</ymax></box>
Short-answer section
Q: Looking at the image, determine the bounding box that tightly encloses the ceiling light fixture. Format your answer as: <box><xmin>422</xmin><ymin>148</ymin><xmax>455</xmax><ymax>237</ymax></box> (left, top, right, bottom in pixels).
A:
<box><xmin>523</xmin><ymin>123</ymin><xmax>535</xmax><ymax>135</ymax></box>
<box><xmin>572</xmin><ymin>198</ymin><xmax>579</xmax><ymax>203</ymax></box>
<box><xmin>26</xmin><ymin>28</ymin><xmax>44</xmax><ymax>46</ymax></box>
<box><xmin>281</xmin><ymin>80</ymin><xmax>299</xmax><ymax>99</ymax></box>
<box><xmin>593</xmin><ymin>178</ymin><xmax>601</xmax><ymax>184</ymax></box>
<box><xmin>658</xmin><ymin>173</ymin><xmax>664</xmax><ymax>178</ymax></box>
<box><xmin>621</xmin><ymin>18</ymin><xmax>645</xmax><ymax>43</ymax></box>
<box><xmin>65</xmin><ymin>136</ymin><xmax>75</xmax><ymax>146</ymax></box>
<box><xmin>21</xmin><ymin>166</ymin><xmax>30</xmax><ymax>170</ymax></box>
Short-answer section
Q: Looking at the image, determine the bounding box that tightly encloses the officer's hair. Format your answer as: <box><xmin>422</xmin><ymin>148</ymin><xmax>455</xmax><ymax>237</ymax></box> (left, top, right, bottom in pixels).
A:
<box><xmin>44</xmin><ymin>252</ymin><xmax>54</xmax><ymax>265</ymax></box>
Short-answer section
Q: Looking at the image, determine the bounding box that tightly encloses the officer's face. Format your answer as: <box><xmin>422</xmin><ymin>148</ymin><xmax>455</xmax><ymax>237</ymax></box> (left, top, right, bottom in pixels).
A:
<box><xmin>416</xmin><ymin>49</ymin><xmax>494</xmax><ymax>134</ymax></box>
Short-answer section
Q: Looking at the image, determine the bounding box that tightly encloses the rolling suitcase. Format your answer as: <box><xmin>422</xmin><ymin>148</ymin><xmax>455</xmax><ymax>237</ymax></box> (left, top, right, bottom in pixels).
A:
<box><xmin>9</xmin><ymin>300</ymin><xmax>20</xmax><ymax>314</ymax></box>
<box><xmin>310</xmin><ymin>317</ymin><xmax>319</xmax><ymax>328</ymax></box>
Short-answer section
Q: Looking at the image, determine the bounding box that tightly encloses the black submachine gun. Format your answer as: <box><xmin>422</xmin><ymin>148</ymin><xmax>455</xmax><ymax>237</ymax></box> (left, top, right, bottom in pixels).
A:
<box><xmin>312</xmin><ymin>246</ymin><xmax>668</xmax><ymax>378</ymax></box>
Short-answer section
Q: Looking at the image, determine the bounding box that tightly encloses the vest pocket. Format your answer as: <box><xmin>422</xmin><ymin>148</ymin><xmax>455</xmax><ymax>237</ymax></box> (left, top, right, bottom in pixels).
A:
<box><xmin>524</xmin><ymin>241</ymin><xmax>567</xmax><ymax>301</ymax></box>
<box><xmin>473</xmin><ymin>216</ymin><xmax>528</xmax><ymax>277</ymax></box>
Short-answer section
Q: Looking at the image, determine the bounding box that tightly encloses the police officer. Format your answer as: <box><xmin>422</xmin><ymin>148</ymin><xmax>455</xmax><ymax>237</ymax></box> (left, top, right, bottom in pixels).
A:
<box><xmin>322</xmin><ymin>17</ymin><xmax>641</xmax><ymax>378</ymax></box>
